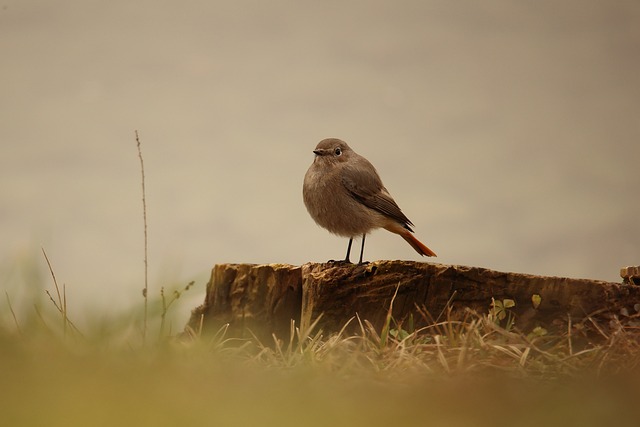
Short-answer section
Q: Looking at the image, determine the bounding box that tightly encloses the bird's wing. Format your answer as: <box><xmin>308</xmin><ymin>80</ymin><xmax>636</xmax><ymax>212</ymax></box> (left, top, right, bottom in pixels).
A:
<box><xmin>341</xmin><ymin>160</ymin><xmax>414</xmax><ymax>230</ymax></box>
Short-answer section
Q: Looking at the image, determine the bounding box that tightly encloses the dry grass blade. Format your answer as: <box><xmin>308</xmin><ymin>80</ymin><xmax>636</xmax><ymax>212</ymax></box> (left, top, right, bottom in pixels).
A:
<box><xmin>434</xmin><ymin>335</ymin><xmax>450</xmax><ymax>373</ymax></box>
<box><xmin>41</xmin><ymin>248</ymin><xmax>62</xmax><ymax>308</ymax></box>
<box><xmin>5</xmin><ymin>291</ymin><xmax>22</xmax><ymax>335</ymax></box>
<box><xmin>380</xmin><ymin>283</ymin><xmax>400</xmax><ymax>349</ymax></box>
<box><xmin>41</xmin><ymin>248</ymin><xmax>83</xmax><ymax>338</ymax></box>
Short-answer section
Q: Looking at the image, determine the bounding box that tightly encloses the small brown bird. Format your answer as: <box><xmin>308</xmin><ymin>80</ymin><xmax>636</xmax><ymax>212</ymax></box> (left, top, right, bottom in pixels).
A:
<box><xmin>303</xmin><ymin>138</ymin><xmax>436</xmax><ymax>264</ymax></box>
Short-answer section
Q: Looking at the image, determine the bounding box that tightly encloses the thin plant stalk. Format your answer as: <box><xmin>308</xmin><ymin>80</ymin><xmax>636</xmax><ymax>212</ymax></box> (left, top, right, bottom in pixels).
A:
<box><xmin>135</xmin><ymin>130</ymin><xmax>149</xmax><ymax>343</ymax></box>
<box><xmin>5</xmin><ymin>291</ymin><xmax>22</xmax><ymax>335</ymax></box>
<box><xmin>42</xmin><ymin>247</ymin><xmax>66</xmax><ymax>336</ymax></box>
<box><xmin>41</xmin><ymin>248</ymin><xmax>83</xmax><ymax>337</ymax></box>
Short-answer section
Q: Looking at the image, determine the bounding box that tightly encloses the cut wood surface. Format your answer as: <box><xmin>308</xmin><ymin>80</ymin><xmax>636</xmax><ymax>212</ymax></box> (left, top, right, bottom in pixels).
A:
<box><xmin>186</xmin><ymin>261</ymin><xmax>640</xmax><ymax>340</ymax></box>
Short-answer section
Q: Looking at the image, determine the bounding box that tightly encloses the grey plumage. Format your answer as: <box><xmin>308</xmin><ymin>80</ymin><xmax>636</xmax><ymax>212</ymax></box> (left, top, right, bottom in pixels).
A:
<box><xmin>303</xmin><ymin>138</ymin><xmax>436</xmax><ymax>263</ymax></box>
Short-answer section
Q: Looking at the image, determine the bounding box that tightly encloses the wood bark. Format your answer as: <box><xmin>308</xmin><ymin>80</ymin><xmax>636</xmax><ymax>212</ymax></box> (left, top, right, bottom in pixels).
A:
<box><xmin>188</xmin><ymin>263</ymin><xmax>302</xmax><ymax>342</ymax></box>
<box><xmin>187</xmin><ymin>261</ymin><xmax>640</xmax><ymax>340</ymax></box>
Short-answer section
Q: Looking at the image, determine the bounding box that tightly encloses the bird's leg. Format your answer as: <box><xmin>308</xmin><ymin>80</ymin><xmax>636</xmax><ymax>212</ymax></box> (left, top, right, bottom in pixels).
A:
<box><xmin>344</xmin><ymin>237</ymin><xmax>353</xmax><ymax>263</ymax></box>
<box><xmin>358</xmin><ymin>233</ymin><xmax>366</xmax><ymax>264</ymax></box>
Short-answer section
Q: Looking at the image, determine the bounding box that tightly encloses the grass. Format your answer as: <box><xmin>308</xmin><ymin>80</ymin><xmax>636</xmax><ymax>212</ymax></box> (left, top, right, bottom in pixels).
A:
<box><xmin>2</xmin><ymin>292</ymin><xmax>640</xmax><ymax>427</ymax></box>
<box><xmin>3</xmin><ymin>238</ymin><xmax>640</xmax><ymax>426</ymax></box>
<box><xmin>3</xmin><ymin>133</ymin><xmax>639</xmax><ymax>426</ymax></box>
<box><xmin>2</xmin><ymin>257</ymin><xmax>638</xmax><ymax>427</ymax></box>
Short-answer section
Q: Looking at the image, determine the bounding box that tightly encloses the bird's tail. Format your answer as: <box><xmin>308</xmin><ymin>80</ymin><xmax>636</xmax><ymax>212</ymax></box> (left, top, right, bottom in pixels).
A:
<box><xmin>400</xmin><ymin>231</ymin><xmax>437</xmax><ymax>257</ymax></box>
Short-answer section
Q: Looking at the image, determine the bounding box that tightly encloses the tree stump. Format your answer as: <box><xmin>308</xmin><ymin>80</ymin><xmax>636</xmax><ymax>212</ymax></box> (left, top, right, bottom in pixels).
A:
<box><xmin>621</xmin><ymin>265</ymin><xmax>640</xmax><ymax>286</ymax></box>
<box><xmin>187</xmin><ymin>261</ymin><xmax>640</xmax><ymax>341</ymax></box>
<box><xmin>188</xmin><ymin>263</ymin><xmax>302</xmax><ymax>342</ymax></box>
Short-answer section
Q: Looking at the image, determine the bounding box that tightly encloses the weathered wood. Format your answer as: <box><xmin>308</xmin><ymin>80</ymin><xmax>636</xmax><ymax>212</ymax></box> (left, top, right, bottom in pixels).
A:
<box><xmin>187</xmin><ymin>261</ymin><xmax>640</xmax><ymax>339</ymax></box>
<box><xmin>301</xmin><ymin>261</ymin><xmax>640</xmax><ymax>334</ymax></box>
<box><xmin>188</xmin><ymin>263</ymin><xmax>302</xmax><ymax>341</ymax></box>
<box><xmin>621</xmin><ymin>265</ymin><xmax>640</xmax><ymax>286</ymax></box>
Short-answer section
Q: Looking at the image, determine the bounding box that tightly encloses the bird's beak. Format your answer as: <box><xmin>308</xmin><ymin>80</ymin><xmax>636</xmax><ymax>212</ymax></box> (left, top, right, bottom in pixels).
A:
<box><xmin>313</xmin><ymin>149</ymin><xmax>327</xmax><ymax>156</ymax></box>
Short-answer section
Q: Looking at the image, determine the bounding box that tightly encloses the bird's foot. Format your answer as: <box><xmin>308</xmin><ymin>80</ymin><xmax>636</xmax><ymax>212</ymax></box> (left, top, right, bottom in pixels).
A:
<box><xmin>327</xmin><ymin>258</ymin><xmax>353</xmax><ymax>265</ymax></box>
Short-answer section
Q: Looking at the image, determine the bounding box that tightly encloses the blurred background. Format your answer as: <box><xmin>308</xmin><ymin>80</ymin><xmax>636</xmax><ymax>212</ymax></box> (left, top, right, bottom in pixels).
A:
<box><xmin>1</xmin><ymin>0</ymin><xmax>639</xmax><ymax>326</ymax></box>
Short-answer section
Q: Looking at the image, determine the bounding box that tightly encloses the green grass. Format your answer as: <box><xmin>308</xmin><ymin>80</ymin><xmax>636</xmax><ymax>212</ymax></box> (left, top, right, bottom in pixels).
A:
<box><xmin>3</xmin><ymin>138</ymin><xmax>638</xmax><ymax>426</ymax></box>
<box><xmin>2</xmin><ymin>289</ymin><xmax>640</xmax><ymax>427</ymax></box>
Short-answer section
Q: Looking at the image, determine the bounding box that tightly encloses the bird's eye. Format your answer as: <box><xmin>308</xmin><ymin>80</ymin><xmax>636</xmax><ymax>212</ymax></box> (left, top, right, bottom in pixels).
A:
<box><xmin>334</xmin><ymin>147</ymin><xmax>342</xmax><ymax>156</ymax></box>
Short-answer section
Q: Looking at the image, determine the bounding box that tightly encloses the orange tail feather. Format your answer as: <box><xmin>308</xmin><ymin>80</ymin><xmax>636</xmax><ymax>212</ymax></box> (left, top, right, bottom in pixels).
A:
<box><xmin>401</xmin><ymin>232</ymin><xmax>437</xmax><ymax>257</ymax></box>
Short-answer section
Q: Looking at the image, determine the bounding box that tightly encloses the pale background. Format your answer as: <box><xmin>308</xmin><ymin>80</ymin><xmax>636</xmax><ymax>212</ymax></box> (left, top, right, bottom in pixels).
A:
<box><xmin>2</xmin><ymin>0</ymin><xmax>639</xmax><ymax>326</ymax></box>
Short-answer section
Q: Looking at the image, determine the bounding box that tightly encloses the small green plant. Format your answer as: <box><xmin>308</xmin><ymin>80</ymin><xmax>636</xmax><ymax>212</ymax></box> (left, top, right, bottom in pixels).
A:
<box><xmin>159</xmin><ymin>281</ymin><xmax>195</xmax><ymax>339</ymax></box>
<box><xmin>531</xmin><ymin>294</ymin><xmax>542</xmax><ymax>309</ymax></box>
<box><xmin>489</xmin><ymin>297</ymin><xmax>516</xmax><ymax>331</ymax></box>
<box><xmin>389</xmin><ymin>313</ymin><xmax>414</xmax><ymax>341</ymax></box>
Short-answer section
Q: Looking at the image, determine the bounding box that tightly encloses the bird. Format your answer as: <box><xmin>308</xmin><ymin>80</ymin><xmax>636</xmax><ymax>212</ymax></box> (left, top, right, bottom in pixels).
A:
<box><xmin>303</xmin><ymin>138</ymin><xmax>436</xmax><ymax>264</ymax></box>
